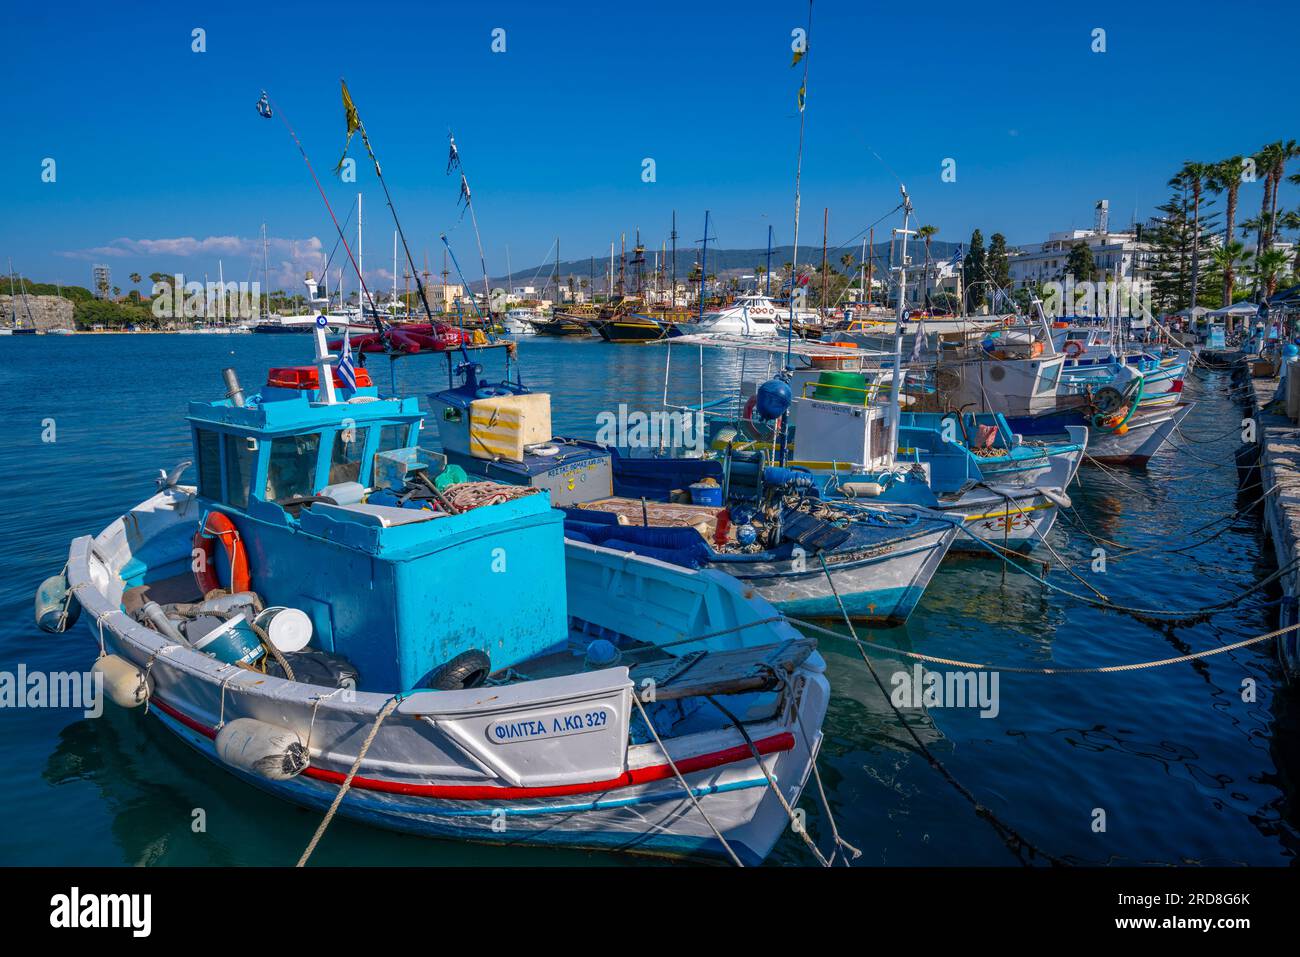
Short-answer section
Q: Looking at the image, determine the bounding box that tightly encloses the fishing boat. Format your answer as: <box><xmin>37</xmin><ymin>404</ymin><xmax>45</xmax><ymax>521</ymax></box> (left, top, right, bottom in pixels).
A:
<box><xmin>694</xmin><ymin>340</ymin><xmax>1083</xmax><ymax>554</ymax></box>
<box><xmin>36</xmin><ymin>327</ymin><xmax>831</xmax><ymax>865</ymax></box>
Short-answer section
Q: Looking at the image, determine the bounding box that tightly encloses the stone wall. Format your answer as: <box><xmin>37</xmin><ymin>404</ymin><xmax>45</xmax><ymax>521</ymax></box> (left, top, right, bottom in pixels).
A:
<box><xmin>0</xmin><ymin>295</ymin><xmax>75</xmax><ymax>331</ymax></box>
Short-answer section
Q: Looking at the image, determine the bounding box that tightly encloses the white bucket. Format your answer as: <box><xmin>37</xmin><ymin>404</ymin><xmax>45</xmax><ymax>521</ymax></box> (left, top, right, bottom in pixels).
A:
<box><xmin>254</xmin><ymin>607</ymin><xmax>313</xmax><ymax>653</ymax></box>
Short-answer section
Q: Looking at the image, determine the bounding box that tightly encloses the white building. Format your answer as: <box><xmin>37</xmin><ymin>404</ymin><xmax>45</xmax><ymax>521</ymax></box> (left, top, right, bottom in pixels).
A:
<box><xmin>1007</xmin><ymin>200</ymin><xmax>1154</xmax><ymax>289</ymax></box>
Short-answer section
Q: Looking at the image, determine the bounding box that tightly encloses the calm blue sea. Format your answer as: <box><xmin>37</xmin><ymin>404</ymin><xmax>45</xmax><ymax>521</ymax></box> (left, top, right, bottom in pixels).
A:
<box><xmin>0</xmin><ymin>333</ymin><xmax>1295</xmax><ymax>866</ymax></box>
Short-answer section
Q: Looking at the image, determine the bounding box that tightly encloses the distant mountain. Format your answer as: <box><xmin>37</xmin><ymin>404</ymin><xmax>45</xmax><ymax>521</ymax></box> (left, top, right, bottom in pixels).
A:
<box><xmin>489</xmin><ymin>241</ymin><xmax>965</xmax><ymax>288</ymax></box>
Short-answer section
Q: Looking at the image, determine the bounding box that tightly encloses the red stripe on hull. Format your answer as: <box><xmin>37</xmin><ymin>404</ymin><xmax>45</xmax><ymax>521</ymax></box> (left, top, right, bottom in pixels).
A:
<box><xmin>151</xmin><ymin>694</ymin><xmax>793</xmax><ymax>801</ymax></box>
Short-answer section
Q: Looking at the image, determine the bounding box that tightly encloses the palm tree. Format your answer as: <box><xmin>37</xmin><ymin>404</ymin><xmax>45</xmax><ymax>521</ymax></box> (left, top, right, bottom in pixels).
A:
<box><xmin>840</xmin><ymin>252</ymin><xmax>855</xmax><ymax>274</ymax></box>
<box><xmin>1253</xmin><ymin>142</ymin><xmax>1284</xmax><ymax>253</ymax></box>
<box><xmin>1206</xmin><ymin>157</ymin><xmax>1246</xmax><ymax>305</ymax></box>
<box><xmin>1267</xmin><ymin>140</ymin><xmax>1299</xmax><ymax>251</ymax></box>
<box><xmin>1252</xmin><ymin>248</ymin><xmax>1288</xmax><ymax>300</ymax></box>
<box><xmin>1176</xmin><ymin>162</ymin><xmax>1209</xmax><ymax>308</ymax></box>
<box><xmin>1208</xmin><ymin>242</ymin><xmax>1249</xmax><ymax>302</ymax></box>
<box><xmin>917</xmin><ymin>224</ymin><xmax>938</xmax><ymax>310</ymax></box>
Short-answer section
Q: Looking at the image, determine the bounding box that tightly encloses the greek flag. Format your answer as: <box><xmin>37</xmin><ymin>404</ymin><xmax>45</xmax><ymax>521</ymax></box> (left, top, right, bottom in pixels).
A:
<box><xmin>946</xmin><ymin>245</ymin><xmax>963</xmax><ymax>267</ymax></box>
<box><xmin>337</xmin><ymin>327</ymin><xmax>358</xmax><ymax>389</ymax></box>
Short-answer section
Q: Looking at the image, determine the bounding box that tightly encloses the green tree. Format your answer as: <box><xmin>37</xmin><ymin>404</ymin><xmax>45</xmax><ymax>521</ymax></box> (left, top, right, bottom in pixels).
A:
<box><xmin>1206</xmin><ymin>156</ymin><xmax>1247</xmax><ymax>305</ymax></box>
<box><xmin>1065</xmin><ymin>241</ymin><xmax>1096</xmax><ymax>283</ymax></box>
<box><xmin>961</xmin><ymin>229</ymin><xmax>985</xmax><ymax>312</ymax></box>
<box><xmin>917</xmin><ymin>225</ymin><xmax>937</xmax><ymax>310</ymax></box>
<box><xmin>1173</xmin><ymin>161</ymin><xmax>1210</xmax><ymax>307</ymax></box>
<box><xmin>1251</xmin><ymin>247</ymin><xmax>1289</xmax><ymax>299</ymax></box>
<box><xmin>987</xmin><ymin>233</ymin><xmax>1011</xmax><ymax>292</ymax></box>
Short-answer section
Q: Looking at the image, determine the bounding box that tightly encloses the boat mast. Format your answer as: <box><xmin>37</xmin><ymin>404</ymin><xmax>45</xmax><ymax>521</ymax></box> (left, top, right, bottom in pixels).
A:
<box><xmin>785</xmin><ymin>0</ymin><xmax>812</xmax><ymax>371</ymax></box>
<box><xmin>698</xmin><ymin>210</ymin><xmax>710</xmax><ymax>320</ymax></box>
<box><xmin>866</xmin><ymin>228</ymin><xmax>874</xmax><ymax>309</ymax></box>
<box><xmin>262</xmin><ymin>224</ymin><xmax>270</xmax><ymax>319</ymax></box>
<box><xmin>820</xmin><ymin>207</ymin><xmax>829</xmax><ymax>319</ymax></box>
<box><xmin>888</xmin><ymin>188</ymin><xmax>914</xmax><ymax>463</ymax></box>
<box><xmin>859</xmin><ymin>235</ymin><xmax>867</xmax><ymax>309</ymax></box>
<box><xmin>357</xmin><ymin>192</ymin><xmax>363</xmax><ymax>315</ymax></box>
<box><xmin>671</xmin><ymin>210</ymin><xmax>678</xmax><ymax>311</ymax></box>
<box><xmin>765</xmin><ymin>224</ymin><xmax>773</xmax><ymax>296</ymax></box>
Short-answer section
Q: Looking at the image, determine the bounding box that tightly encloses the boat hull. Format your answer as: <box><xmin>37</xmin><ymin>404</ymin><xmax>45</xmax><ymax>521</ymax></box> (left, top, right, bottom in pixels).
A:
<box><xmin>713</xmin><ymin>520</ymin><xmax>958</xmax><ymax>623</ymax></box>
<box><xmin>62</xmin><ymin>490</ymin><xmax>830</xmax><ymax>865</ymax></box>
<box><xmin>1086</xmin><ymin>402</ymin><xmax>1194</xmax><ymax>466</ymax></box>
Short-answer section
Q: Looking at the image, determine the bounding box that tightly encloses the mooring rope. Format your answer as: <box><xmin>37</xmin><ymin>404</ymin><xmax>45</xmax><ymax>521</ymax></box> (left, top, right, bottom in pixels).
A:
<box><xmin>630</xmin><ymin>694</ymin><xmax>744</xmax><ymax>867</ymax></box>
<box><xmin>1057</xmin><ymin>483</ymin><xmax>1276</xmax><ymax>565</ymax></box>
<box><xmin>788</xmin><ymin>613</ymin><xmax>1298</xmax><ymax>675</ymax></box>
<box><xmin>705</xmin><ymin>693</ymin><xmax>833</xmax><ymax>867</ymax></box>
<box><xmin>297</xmin><ymin>693</ymin><xmax>403</xmax><ymax>867</ymax></box>
<box><xmin>1173</xmin><ymin>421</ymin><xmax>1251</xmax><ymax>445</ymax></box>
<box><xmin>815</xmin><ymin>554</ymin><xmax>1064</xmax><ymax>866</ymax></box>
<box><xmin>950</xmin><ymin>523</ymin><xmax>1300</xmax><ymax>622</ymax></box>
<box><xmin>783</xmin><ymin>671</ymin><xmax>862</xmax><ymax>866</ymax></box>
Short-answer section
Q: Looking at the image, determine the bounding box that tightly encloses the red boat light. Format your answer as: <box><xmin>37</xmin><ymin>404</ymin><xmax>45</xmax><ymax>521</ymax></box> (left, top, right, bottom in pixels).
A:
<box><xmin>266</xmin><ymin>366</ymin><xmax>372</xmax><ymax>390</ymax></box>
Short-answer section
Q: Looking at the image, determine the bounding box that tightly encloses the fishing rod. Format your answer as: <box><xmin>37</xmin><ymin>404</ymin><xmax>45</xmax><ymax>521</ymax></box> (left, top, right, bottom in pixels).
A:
<box><xmin>334</xmin><ymin>79</ymin><xmax>438</xmax><ymax>327</ymax></box>
<box><xmin>256</xmin><ymin>90</ymin><xmax>386</xmax><ymax>344</ymax></box>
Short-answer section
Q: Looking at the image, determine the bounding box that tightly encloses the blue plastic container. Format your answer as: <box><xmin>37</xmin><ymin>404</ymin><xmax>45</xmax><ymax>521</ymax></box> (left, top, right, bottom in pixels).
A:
<box><xmin>689</xmin><ymin>482</ymin><xmax>723</xmax><ymax>506</ymax></box>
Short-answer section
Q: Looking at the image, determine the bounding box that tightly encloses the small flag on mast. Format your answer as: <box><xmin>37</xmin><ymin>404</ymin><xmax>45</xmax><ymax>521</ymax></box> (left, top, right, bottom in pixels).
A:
<box><xmin>337</xmin><ymin>326</ymin><xmax>358</xmax><ymax>390</ymax></box>
<box><xmin>255</xmin><ymin>91</ymin><xmax>272</xmax><ymax>119</ymax></box>
<box><xmin>446</xmin><ymin>134</ymin><xmax>462</xmax><ymax>175</ymax></box>
<box><xmin>334</xmin><ymin>79</ymin><xmax>361</xmax><ymax>175</ymax></box>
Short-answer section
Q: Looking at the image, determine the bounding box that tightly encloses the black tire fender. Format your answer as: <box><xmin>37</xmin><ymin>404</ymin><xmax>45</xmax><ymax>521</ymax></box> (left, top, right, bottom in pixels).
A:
<box><xmin>425</xmin><ymin>650</ymin><xmax>492</xmax><ymax>690</ymax></box>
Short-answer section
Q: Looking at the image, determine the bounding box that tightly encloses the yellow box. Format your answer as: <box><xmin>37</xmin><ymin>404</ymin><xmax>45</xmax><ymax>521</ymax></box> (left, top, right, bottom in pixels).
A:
<box><xmin>468</xmin><ymin>392</ymin><xmax>553</xmax><ymax>462</ymax></box>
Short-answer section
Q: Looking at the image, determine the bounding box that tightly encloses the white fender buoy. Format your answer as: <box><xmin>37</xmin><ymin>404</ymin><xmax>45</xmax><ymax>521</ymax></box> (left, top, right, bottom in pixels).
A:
<box><xmin>93</xmin><ymin>655</ymin><xmax>151</xmax><ymax>708</ymax></box>
<box><xmin>34</xmin><ymin>573</ymin><xmax>81</xmax><ymax>634</ymax></box>
<box><xmin>215</xmin><ymin>717</ymin><xmax>309</xmax><ymax>780</ymax></box>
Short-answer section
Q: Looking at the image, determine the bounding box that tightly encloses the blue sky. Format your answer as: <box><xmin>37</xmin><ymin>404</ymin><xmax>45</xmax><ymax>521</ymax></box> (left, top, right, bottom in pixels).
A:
<box><xmin>2</xmin><ymin>0</ymin><xmax>1297</xmax><ymax>293</ymax></box>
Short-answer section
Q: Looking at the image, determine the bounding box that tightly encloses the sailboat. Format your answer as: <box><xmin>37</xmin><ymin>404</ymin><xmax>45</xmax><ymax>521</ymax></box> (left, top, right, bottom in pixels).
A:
<box><xmin>4</xmin><ymin>261</ymin><xmax>40</xmax><ymax>335</ymax></box>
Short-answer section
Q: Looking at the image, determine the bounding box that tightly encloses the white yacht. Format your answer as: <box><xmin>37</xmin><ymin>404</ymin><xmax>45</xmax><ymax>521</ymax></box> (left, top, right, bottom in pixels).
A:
<box><xmin>501</xmin><ymin>307</ymin><xmax>539</xmax><ymax>336</ymax></box>
<box><xmin>679</xmin><ymin>294</ymin><xmax>784</xmax><ymax>337</ymax></box>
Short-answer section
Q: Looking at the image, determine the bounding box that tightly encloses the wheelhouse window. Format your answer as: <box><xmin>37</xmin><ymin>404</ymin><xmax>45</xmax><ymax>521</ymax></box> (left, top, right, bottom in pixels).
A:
<box><xmin>328</xmin><ymin>426</ymin><xmax>370</xmax><ymax>485</ymax></box>
<box><xmin>223</xmin><ymin>433</ymin><xmax>257</xmax><ymax>509</ymax></box>
<box><xmin>1037</xmin><ymin>361</ymin><xmax>1062</xmax><ymax>395</ymax></box>
<box><xmin>376</xmin><ymin>423</ymin><xmax>410</xmax><ymax>454</ymax></box>
<box><xmin>195</xmin><ymin>429</ymin><xmax>222</xmax><ymax>500</ymax></box>
<box><xmin>265</xmin><ymin>433</ymin><xmax>321</xmax><ymax>504</ymax></box>
<box><xmin>372</xmin><ymin>423</ymin><xmax>411</xmax><ymax>485</ymax></box>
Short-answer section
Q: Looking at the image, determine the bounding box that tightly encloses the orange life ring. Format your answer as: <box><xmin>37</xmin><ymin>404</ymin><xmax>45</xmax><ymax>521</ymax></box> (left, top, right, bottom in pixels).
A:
<box><xmin>193</xmin><ymin>511</ymin><xmax>251</xmax><ymax>595</ymax></box>
<box><xmin>1063</xmin><ymin>340</ymin><xmax>1085</xmax><ymax>358</ymax></box>
<box><xmin>743</xmin><ymin>395</ymin><xmax>783</xmax><ymax>438</ymax></box>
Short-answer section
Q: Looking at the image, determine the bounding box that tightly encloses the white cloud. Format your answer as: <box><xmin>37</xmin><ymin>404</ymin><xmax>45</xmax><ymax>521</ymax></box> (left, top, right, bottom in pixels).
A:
<box><xmin>56</xmin><ymin>234</ymin><xmax>404</xmax><ymax>293</ymax></box>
